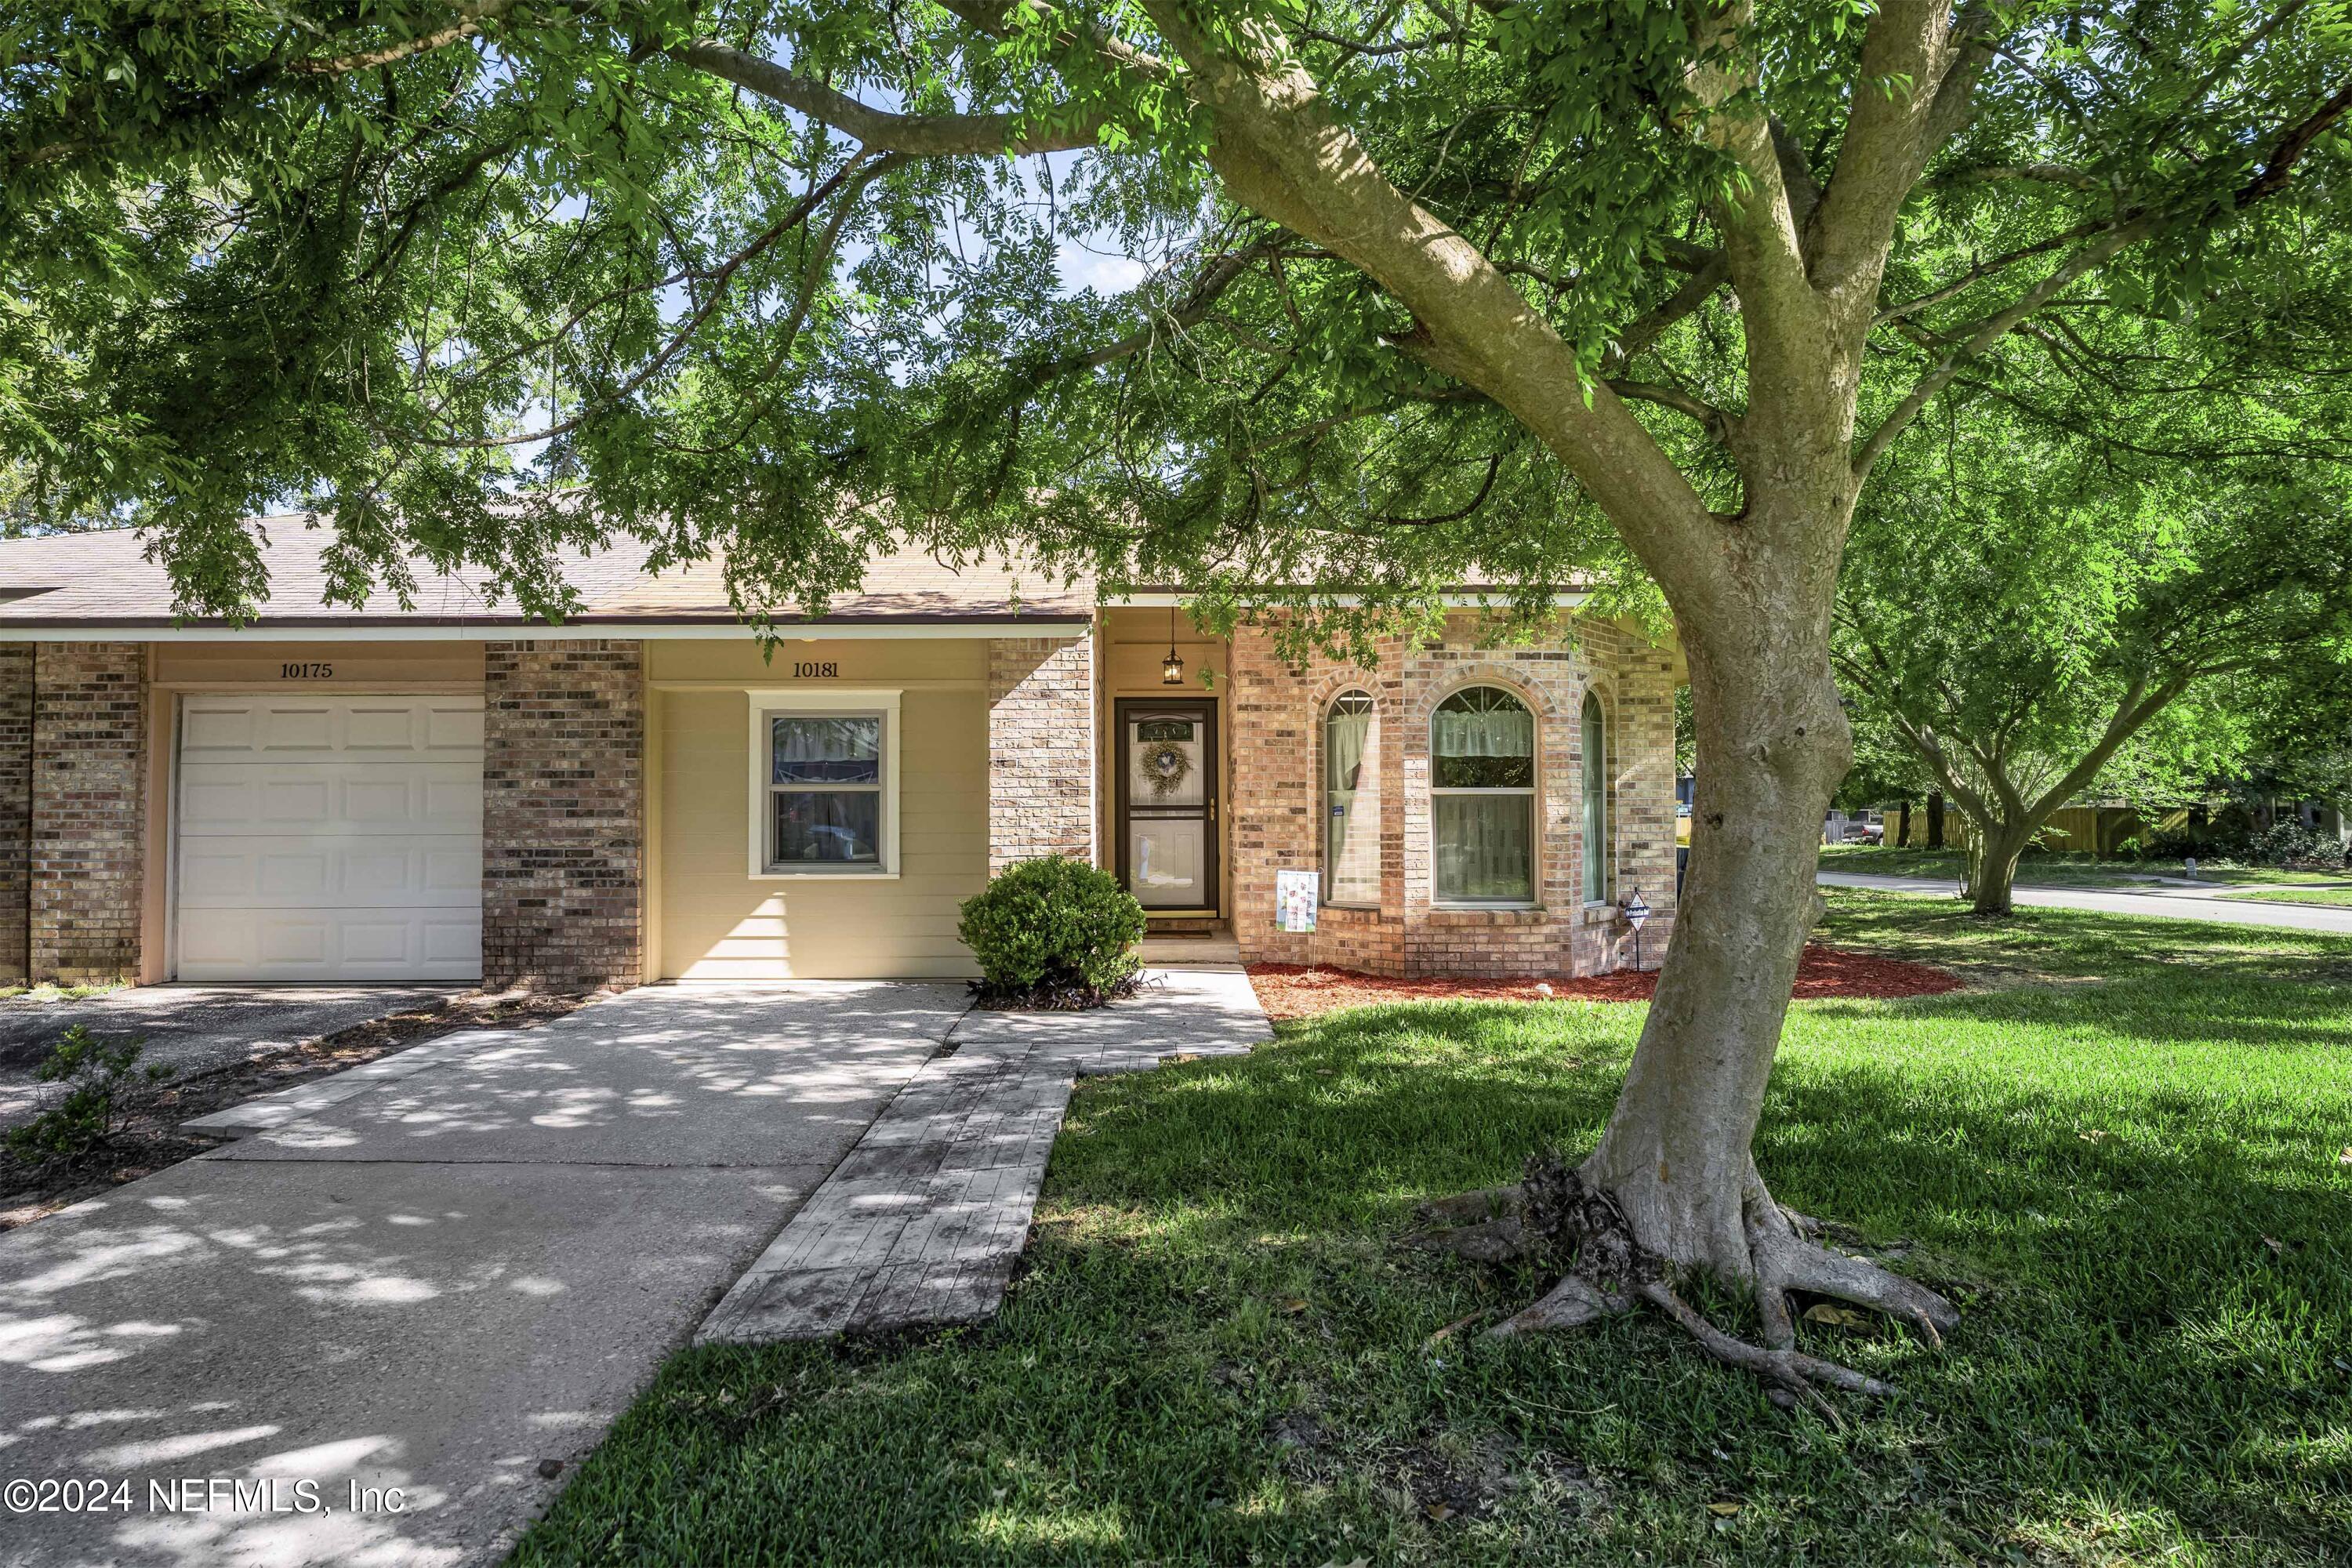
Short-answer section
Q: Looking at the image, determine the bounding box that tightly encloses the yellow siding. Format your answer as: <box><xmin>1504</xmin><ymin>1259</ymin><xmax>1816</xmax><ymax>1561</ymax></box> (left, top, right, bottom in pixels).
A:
<box><xmin>651</xmin><ymin>637</ymin><xmax>989</xmax><ymax>979</ymax></box>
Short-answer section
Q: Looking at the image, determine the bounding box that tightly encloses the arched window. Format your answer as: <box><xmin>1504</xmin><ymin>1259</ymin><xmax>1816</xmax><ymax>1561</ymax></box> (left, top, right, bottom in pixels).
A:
<box><xmin>1431</xmin><ymin>685</ymin><xmax>1535</xmax><ymax>905</ymax></box>
<box><xmin>1581</xmin><ymin>690</ymin><xmax>1609</xmax><ymax>902</ymax></box>
<box><xmin>1324</xmin><ymin>691</ymin><xmax>1381</xmax><ymax>906</ymax></box>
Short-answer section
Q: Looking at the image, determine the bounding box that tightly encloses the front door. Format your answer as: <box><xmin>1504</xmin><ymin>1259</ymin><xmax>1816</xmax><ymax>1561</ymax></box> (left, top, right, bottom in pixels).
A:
<box><xmin>1116</xmin><ymin>699</ymin><xmax>1218</xmax><ymax>914</ymax></box>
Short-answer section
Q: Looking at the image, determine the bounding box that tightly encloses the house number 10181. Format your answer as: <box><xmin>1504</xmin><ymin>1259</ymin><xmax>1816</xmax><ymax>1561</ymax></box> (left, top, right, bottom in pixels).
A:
<box><xmin>792</xmin><ymin>661</ymin><xmax>837</xmax><ymax>678</ymax></box>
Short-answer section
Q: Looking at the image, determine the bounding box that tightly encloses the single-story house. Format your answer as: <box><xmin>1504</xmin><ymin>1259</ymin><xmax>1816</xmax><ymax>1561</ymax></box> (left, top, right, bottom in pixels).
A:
<box><xmin>0</xmin><ymin>523</ymin><xmax>1682</xmax><ymax>990</ymax></box>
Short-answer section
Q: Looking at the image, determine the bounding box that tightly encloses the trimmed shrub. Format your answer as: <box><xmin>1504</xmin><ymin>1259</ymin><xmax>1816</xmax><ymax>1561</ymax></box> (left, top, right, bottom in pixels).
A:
<box><xmin>958</xmin><ymin>856</ymin><xmax>1147</xmax><ymax>1008</ymax></box>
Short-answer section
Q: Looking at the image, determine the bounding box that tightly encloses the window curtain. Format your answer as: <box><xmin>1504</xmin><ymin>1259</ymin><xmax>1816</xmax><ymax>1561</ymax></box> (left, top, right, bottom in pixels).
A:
<box><xmin>1434</xmin><ymin>795</ymin><xmax>1534</xmax><ymax>902</ymax></box>
<box><xmin>773</xmin><ymin>717</ymin><xmax>880</xmax><ymax>782</ymax></box>
<box><xmin>1326</xmin><ymin>701</ymin><xmax>1379</xmax><ymax>904</ymax></box>
<box><xmin>1432</xmin><ymin>706</ymin><xmax>1534</xmax><ymax>759</ymax></box>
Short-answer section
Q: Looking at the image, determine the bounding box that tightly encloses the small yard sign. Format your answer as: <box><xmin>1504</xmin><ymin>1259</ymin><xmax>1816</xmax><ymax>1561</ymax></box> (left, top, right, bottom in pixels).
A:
<box><xmin>1275</xmin><ymin>869</ymin><xmax>1319</xmax><ymax>933</ymax></box>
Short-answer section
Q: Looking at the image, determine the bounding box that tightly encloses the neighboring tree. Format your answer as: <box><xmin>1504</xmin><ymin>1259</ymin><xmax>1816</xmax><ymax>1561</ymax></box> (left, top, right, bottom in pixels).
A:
<box><xmin>2245</xmin><ymin>657</ymin><xmax>2352</xmax><ymax>851</ymax></box>
<box><xmin>1837</xmin><ymin>427</ymin><xmax>2352</xmax><ymax>914</ymax></box>
<box><xmin>10</xmin><ymin>2</ymin><xmax>2352</xmax><ymax>1397</ymax></box>
<box><xmin>1832</xmin><ymin>706</ymin><xmax>1935</xmax><ymax>841</ymax></box>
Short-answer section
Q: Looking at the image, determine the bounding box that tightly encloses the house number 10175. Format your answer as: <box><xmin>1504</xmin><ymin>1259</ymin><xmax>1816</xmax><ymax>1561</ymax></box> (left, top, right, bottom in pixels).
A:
<box><xmin>792</xmin><ymin>661</ymin><xmax>837</xmax><ymax>678</ymax></box>
<box><xmin>280</xmin><ymin>662</ymin><xmax>333</xmax><ymax>679</ymax></box>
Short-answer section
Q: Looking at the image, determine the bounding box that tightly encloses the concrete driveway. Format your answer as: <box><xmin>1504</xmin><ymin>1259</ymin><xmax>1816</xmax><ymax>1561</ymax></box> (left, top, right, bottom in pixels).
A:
<box><xmin>0</xmin><ymin>985</ymin><xmax>463</xmax><ymax>1129</ymax></box>
<box><xmin>0</xmin><ymin>982</ymin><xmax>965</xmax><ymax>1567</ymax></box>
<box><xmin>1820</xmin><ymin>869</ymin><xmax>2352</xmax><ymax>935</ymax></box>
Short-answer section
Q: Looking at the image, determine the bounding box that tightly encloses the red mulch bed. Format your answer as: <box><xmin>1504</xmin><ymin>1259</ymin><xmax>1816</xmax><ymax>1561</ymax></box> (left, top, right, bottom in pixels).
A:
<box><xmin>1247</xmin><ymin>943</ymin><xmax>1962</xmax><ymax>1021</ymax></box>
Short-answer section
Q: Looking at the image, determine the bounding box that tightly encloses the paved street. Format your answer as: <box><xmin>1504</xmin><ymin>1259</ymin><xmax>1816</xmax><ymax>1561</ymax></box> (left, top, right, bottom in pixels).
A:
<box><xmin>1820</xmin><ymin>870</ymin><xmax>2352</xmax><ymax>935</ymax></box>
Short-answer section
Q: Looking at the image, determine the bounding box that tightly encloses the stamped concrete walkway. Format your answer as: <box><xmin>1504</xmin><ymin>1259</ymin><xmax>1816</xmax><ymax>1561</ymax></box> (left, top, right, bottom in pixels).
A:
<box><xmin>0</xmin><ymin>983</ymin><xmax>963</xmax><ymax>1568</ymax></box>
<box><xmin>699</xmin><ymin>967</ymin><xmax>1272</xmax><ymax>1344</ymax></box>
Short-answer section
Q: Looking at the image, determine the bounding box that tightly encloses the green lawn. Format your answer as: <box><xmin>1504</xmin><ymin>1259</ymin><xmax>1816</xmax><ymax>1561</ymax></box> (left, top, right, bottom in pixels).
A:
<box><xmin>1820</xmin><ymin>841</ymin><xmax>2350</xmax><ymax>889</ymax></box>
<box><xmin>515</xmin><ymin>895</ymin><xmax>2352</xmax><ymax>1567</ymax></box>
<box><xmin>2225</xmin><ymin>886</ymin><xmax>2352</xmax><ymax>909</ymax></box>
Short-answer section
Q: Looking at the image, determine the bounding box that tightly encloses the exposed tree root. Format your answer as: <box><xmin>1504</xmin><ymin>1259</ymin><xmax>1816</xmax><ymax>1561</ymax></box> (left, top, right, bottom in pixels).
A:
<box><xmin>1408</xmin><ymin>1150</ymin><xmax>1958</xmax><ymax>1406</ymax></box>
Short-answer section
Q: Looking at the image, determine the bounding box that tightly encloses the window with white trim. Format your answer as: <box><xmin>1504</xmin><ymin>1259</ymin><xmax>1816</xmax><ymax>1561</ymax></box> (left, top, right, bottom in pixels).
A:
<box><xmin>749</xmin><ymin>691</ymin><xmax>901</xmax><ymax>877</ymax></box>
<box><xmin>1324</xmin><ymin>691</ymin><xmax>1381</xmax><ymax>906</ymax></box>
<box><xmin>1430</xmin><ymin>684</ymin><xmax>1536</xmax><ymax>905</ymax></box>
<box><xmin>1581</xmin><ymin>690</ymin><xmax>1610</xmax><ymax>902</ymax></box>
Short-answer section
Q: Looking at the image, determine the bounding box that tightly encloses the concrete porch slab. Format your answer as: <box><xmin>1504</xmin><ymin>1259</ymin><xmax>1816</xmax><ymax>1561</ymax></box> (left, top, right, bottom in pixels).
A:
<box><xmin>943</xmin><ymin>967</ymin><xmax>1273</xmax><ymax>1051</ymax></box>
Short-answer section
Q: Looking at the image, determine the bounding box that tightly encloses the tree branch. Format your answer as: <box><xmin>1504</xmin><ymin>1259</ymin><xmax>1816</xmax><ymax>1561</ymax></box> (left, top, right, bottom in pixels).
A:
<box><xmin>1612</xmin><ymin>254</ymin><xmax>1728</xmax><ymax>365</ymax></box>
<box><xmin>1809</xmin><ymin>0</ymin><xmax>1980</xmax><ymax>298</ymax></box>
<box><xmin>672</xmin><ymin>42</ymin><xmax>1109</xmax><ymax>155</ymax></box>
<box><xmin>2236</xmin><ymin>74</ymin><xmax>2352</xmax><ymax>207</ymax></box>
<box><xmin>1129</xmin><ymin>0</ymin><xmax>1734</xmax><ymax>620</ymax></box>
<box><xmin>1609</xmin><ymin>380</ymin><xmax>1733</xmax><ymax>442</ymax></box>
<box><xmin>289</xmin><ymin>0</ymin><xmax>521</xmax><ymax>74</ymax></box>
<box><xmin>1853</xmin><ymin>218</ymin><xmax>2152</xmax><ymax>475</ymax></box>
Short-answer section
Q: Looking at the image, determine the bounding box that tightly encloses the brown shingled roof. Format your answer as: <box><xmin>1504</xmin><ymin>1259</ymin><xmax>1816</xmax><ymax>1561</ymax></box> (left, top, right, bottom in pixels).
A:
<box><xmin>0</xmin><ymin>520</ymin><xmax>1092</xmax><ymax>630</ymax></box>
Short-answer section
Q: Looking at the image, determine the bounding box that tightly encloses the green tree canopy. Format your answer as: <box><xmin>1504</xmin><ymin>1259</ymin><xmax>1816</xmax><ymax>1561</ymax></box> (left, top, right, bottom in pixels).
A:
<box><xmin>2</xmin><ymin>3</ymin><xmax>2347</xmax><ymax>627</ymax></box>
<box><xmin>1837</xmin><ymin>400</ymin><xmax>2352</xmax><ymax>908</ymax></box>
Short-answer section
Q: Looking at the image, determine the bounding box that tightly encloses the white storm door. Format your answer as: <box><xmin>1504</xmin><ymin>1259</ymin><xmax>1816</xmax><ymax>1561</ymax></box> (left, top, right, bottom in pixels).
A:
<box><xmin>175</xmin><ymin>695</ymin><xmax>485</xmax><ymax>982</ymax></box>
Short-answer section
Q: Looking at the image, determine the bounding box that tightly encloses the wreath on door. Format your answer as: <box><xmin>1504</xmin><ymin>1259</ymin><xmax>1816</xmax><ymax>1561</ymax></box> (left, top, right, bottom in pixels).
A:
<box><xmin>1143</xmin><ymin>738</ymin><xmax>1194</xmax><ymax>797</ymax></box>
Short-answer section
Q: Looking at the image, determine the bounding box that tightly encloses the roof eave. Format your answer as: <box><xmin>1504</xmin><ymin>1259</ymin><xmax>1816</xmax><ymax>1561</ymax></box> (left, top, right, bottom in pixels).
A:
<box><xmin>0</xmin><ymin>612</ymin><xmax>1094</xmax><ymax>642</ymax></box>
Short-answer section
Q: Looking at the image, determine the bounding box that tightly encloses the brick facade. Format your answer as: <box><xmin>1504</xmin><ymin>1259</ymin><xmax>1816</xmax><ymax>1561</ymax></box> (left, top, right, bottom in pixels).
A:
<box><xmin>1230</xmin><ymin>615</ymin><xmax>1679</xmax><ymax>978</ymax></box>
<box><xmin>987</xmin><ymin>635</ymin><xmax>1096</xmax><ymax>871</ymax></box>
<box><xmin>483</xmin><ymin>640</ymin><xmax>645</xmax><ymax>991</ymax></box>
<box><xmin>0</xmin><ymin>645</ymin><xmax>30</xmax><ymax>985</ymax></box>
<box><xmin>31</xmin><ymin>642</ymin><xmax>147</xmax><ymax>985</ymax></box>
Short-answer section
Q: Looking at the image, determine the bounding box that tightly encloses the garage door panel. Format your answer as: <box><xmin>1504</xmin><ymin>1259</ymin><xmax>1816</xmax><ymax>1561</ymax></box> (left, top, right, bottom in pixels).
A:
<box><xmin>180</xmin><ymin>763</ymin><xmax>481</xmax><ymax>835</ymax></box>
<box><xmin>180</xmin><ymin>706</ymin><xmax>256</xmax><ymax>752</ymax></box>
<box><xmin>337</xmin><ymin>920</ymin><xmax>414</xmax><ymax>964</ymax></box>
<box><xmin>257</xmin><ymin>920</ymin><xmax>332</xmax><ymax>965</ymax></box>
<box><xmin>423</xmin><ymin>847</ymin><xmax>481</xmax><ymax>894</ymax></box>
<box><xmin>176</xmin><ymin>695</ymin><xmax>485</xmax><ymax>982</ymax></box>
<box><xmin>426</xmin><ymin>707</ymin><xmax>485</xmax><ymax>750</ymax></box>
<box><xmin>344</xmin><ymin>706</ymin><xmax>422</xmax><ymax>750</ymax></box>
<box><xmin>181</xmin><ymin>698</ymin><xmax>486</xmax><ymax>761</ymax></box>
<box><xmin>257</xmin><ymin>706</ymin><xmax>336</xmax><ymax>752</ymax></box>
<box><xmin>257</xmin><ymin>778</ymin><xmax>334</xmax><ymax>826</ymax></box>
<box><xmin>178</xmin><ymin>910</ymin><xmax>485</xmax><ymax>982</ymax></box>
<box><xmin>421</xmin><ymin>920</ymin><xmax>482</xmax><ymax>964</ymax></box>
<box><xmin>176</xmin><ymin>839</ymin><xmax>481</xmax><ymax>908</ymax></box>
<box><xmin>180</xmin><ymin>779</ymin><xmax>257</xmax><ymax>830</ymax></box>
<box><xmin>256</xmin><ymin>852</ymin><xmax>332</xmax><ymax>898</ymax></box>
<box><xmin>343</xmin><ymin>778</ymin><xmax>418</xmax><ymax>824</ymax></box>
<box><xmin>423</xmin><ymin>778</ymin><xmax>482</xmax><ymax>823</ymax></box>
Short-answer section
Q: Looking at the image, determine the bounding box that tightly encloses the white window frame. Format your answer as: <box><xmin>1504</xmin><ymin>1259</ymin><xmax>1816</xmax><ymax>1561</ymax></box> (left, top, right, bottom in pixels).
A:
<box><xmin>1581</xmin><ymin>689</ymin><xmax>1610</xmax><ymax>906</ymax></box>
<box><xmin>746</xmin><ymin>688</ymin><xmax>902</xmax><ymax>879</ymax></box>
<box><xmin>1428</xmin><ymin>684</ymin><xmax>1539</xmax><ymax>909</ymax></box>
<box><xmin>1323</xmin><ymin>690</ymin><xmax>1381</xmax><ymax>908</ymax></box>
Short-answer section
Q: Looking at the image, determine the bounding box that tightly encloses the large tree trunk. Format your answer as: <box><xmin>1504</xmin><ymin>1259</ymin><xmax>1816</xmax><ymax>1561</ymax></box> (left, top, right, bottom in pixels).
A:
<box><xmin>1415</xmin><ymin>566</ymin><xmax>1962</xmax><ymax>1392</ymax></box>
<box><xmin>1927</xmin><ymin>791</ymin><xmax>1946</xmax><ymax>848</ymax></box>
<box><xmin>1966</xmin><ymin>820</ymin><xmax>2031</xmax><ymax>915</ymax></box>
<box><xmin>1582</xmin><ymin>629</ymin><xmax>1851</xmax><ymax>1277</ymax></box>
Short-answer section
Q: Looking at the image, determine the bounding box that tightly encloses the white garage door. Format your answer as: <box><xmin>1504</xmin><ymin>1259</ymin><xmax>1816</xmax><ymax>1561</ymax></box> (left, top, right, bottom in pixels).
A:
<box><xmin>175</xmin><ymin>695</ymin><xmax>485</xmax><ymax>982</ymax></box>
